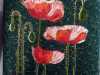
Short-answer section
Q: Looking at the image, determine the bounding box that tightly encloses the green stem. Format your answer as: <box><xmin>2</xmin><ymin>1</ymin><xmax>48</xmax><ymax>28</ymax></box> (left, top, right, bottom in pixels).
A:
<box><xmin>73</xmin><ymin>0</ymin><xmax>77</xmax><ymax>75</ymax></box>
<box><xmin>17</xmin><ymin>13</ymin><xmax>25</xmax><ymax>75</ymax></box>
<box><xmin>36</xmin><ymin>64</ymin><xmax>39</xmax><ymax>75</ymax></box>
<box><xmin>65</xmin><ymin>44</ymin><xmax>69</xmax><ymax>75</ymax></box>
<box><xmin>35</xmin><ymin>20</ymin><xmax>42</xmax><ymax>75</ymax></box>
<box><xmin>81</xmin><ymin>0</ymin><xmax>84</xmax><ymax>6</ymax></box>
<box><xmin>25</xmin><ymin>22</ymin><xmax>36</xmax><ymax>43</ymax></box>
<box><xmin>66</xmin><ymin>64</ymin><xmax>69</xmax><ymax>75</ymax></box>
<box><xmin>37</xmin><ymin>20</ymin><xmax>41</xmax><ymax>46</ymax></box>
<box><xmin>9</xmin><ymin>12</ymin><xmax>16</xmax><ymax>31</ymax></box>
<box><xmin>10</xmin><ymin>10</ymin><xmax>25</xmax><ymax>75</ymax></box>
<box><xmin>42</xmin><ymin>64</ymin><xmax>47</xmax><ymax>75</ymax></box>
<box><xmin>74</xmin><ymin>0</ymin><xmax>77</xmax><ymax>25</ymax></box>
<box><xmin>37</xmin><ymin>20</ymin><xmax>47</xmax><ymax>75</ymax></box>
<box><xmin>29</xmin><ymin>22</ymin><xmax>33</xmax><ymax>32</ymax></box>
<box><xmin>73</xmin><ymin>45</ymin><xmax>77</xmax><ymax>75</ymax></box>
<box><xmin>72</xmin><ymin>65</ymin><xmax>75</xmax><ymax>75</ymax></box>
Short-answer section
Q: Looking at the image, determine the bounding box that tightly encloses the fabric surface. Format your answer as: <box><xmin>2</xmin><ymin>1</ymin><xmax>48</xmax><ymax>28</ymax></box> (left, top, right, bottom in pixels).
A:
<box><xmin>3</xmin><ymin>0</ymin><xmax>99</xmax><ymax>75</ymax></box>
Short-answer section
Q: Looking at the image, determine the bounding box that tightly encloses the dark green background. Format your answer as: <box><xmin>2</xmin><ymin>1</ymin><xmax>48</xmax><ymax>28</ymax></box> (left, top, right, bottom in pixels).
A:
<box><xmin>4</xmin><ymin>0</ymin><xmax>100</xmax><ymax>75</ymax></box>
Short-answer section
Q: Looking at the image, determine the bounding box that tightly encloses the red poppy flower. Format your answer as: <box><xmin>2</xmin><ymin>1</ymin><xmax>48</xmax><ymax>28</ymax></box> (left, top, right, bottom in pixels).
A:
<box><xmin>45</xmin><ymin>1</ymin><xmax>64</xmax><ymax>22</ymax></box>
<box><xmin>32</xmin><ymin>46</ymin><xmax>64</xmax><ymax>64</ymax></box>
<box><xmin>43</xmin><ymin>25</ymin><xmax>88</xmax><ymax>45</ymax></box>
<box><xmin>22</xmin><ymin>0</ymin><xmax>51</xmax><ymax>20</ymax></box>
<box><xmin>22</xmin><ymin>0</ymin><xmax>64</xmax><ymax>22</ymax></box>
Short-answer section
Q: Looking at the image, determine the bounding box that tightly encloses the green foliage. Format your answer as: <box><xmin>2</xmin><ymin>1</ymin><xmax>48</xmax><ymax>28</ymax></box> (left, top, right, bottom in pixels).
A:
<box><xmin>78</xmin><ymin>6</ymin><xmax>88</xmax><ymax>22</ymax></box>
<box><xmin>9</xmin><ymin>23</ymin><xmax>16</xmax><ymax>32</ymax></box>
<box><xmin>28</xmin><ymin>32</ymin><xmax>36</xmax><ymax>43</ymax></box>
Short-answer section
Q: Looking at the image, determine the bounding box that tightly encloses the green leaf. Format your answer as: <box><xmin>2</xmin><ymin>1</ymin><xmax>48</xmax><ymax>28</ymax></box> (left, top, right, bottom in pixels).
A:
<box><xmin>78</xmin><ymin>6</ymin><xmax>88</xmax><ymax>22</ymax></box>
<box><xmin>28</xmin><ymin>32</ymin><xmax>36</xmax><ymax>43</ymax></box>
<box><xmin>9</xmin><ymin>24</ymin><xmax>16</xmax><ymax>32</ymax></box>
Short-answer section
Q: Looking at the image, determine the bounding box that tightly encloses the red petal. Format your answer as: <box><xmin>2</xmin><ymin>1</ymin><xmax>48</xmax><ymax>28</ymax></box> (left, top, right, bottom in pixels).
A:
<box><xmin>32</xmin><ymin>46</ymin><xmax>53</xmax><ymax>64</ymax></box>
<box><xmin>46</xmin><ymin>1</ymin><xmax>64</xmax><ymax>22</ymax></box>
<box><xmin>56</xmin><ymin>30</ymin><xmax>71</xmax><ymax>43</ymax></box>
<box><xmin>47</xmin><ymin>10</ymin><xmax>63</xmax><ymax>22</ymax></box>
<box><xmin>69</xmin><ymin>32</ymin><xmax>87</xmax><ymax>45</ymax></box>
<box><xmin>23</xmin><ymin>0</ymin><xmax>64</xmax><ymax>21</ymax></box>
<box><xmin>27</xmin><ymin>3</ymin><xmax>51</xmax><ymax>20</ymax></box>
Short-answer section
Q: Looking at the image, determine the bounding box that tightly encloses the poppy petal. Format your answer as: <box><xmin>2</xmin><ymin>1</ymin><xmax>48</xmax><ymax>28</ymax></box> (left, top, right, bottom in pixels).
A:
<box><xmin>46</xmin><ymin>1</ymin><xmax>64</xmax><ymax>22</ymax></box>
<box><xmin>56</xmin><ymin>30</ymin><xmax>71</xmax><ymax>43</ymax></box>
<box><xmin>32</xmin><ymin>46</ymin><xmax>64</xmax><ymax>64</ymax></box>
<box><xmin>32</xmin><ymin>46</ymin><xmax>53</xmax><ymax>64</ymax></box>
<box><xmin>49</xmin><ymin>51</ymin><xmax>64</xmax><ymax>64</ymax></box>
<box><xmin>43</xmin><ymin>25</ymin><xmax>88</xmax><ymax>45</ymax></box>
<box><xmin>22</xmin><ymin>0</ymin><xmax>64</xmax><ymax>21</ymax></box>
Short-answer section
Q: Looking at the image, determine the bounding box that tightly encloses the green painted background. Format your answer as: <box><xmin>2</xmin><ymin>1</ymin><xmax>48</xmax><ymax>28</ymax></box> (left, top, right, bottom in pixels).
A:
<box><xmin>3</xmin><ymin>0</ymin><xmax>100</xmax><ymax>75</ymax></box>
